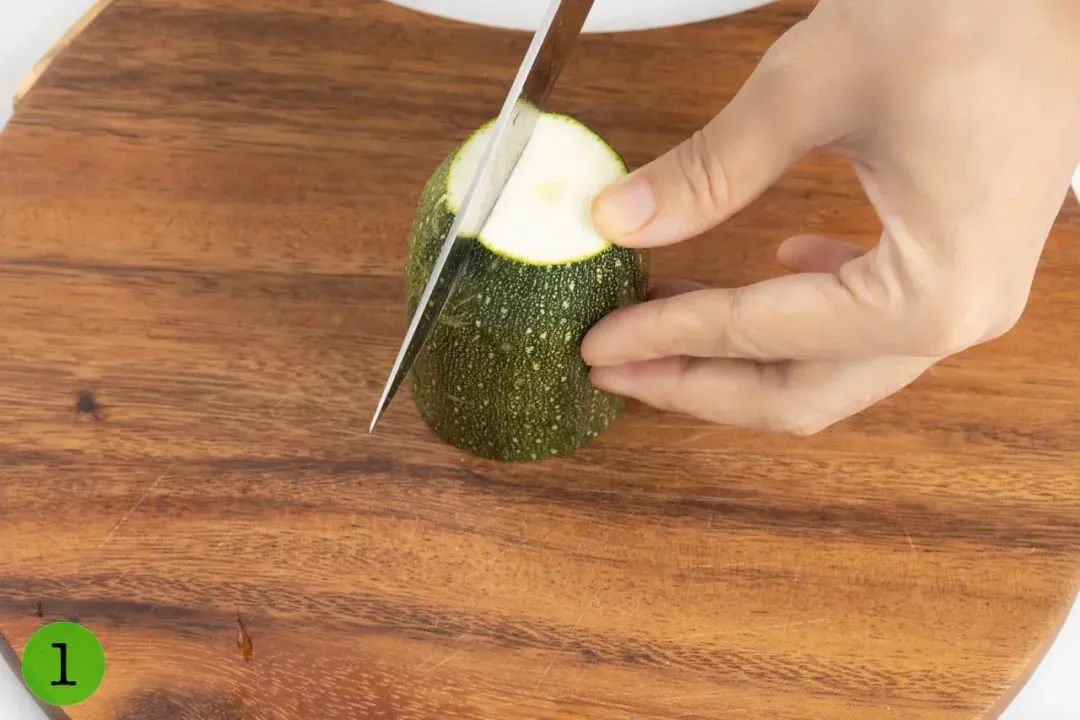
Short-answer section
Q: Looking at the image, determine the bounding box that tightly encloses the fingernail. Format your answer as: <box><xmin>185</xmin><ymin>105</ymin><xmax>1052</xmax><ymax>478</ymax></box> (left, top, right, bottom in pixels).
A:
<box><xmin>592</xmin><ymin>175</ymin><xmax>656</xmax><ymax>238</ymax></box>
<box><xmin>590</xmin><ymin>366</ymin><xmax>631</xmax><ymax>394</ymax></box>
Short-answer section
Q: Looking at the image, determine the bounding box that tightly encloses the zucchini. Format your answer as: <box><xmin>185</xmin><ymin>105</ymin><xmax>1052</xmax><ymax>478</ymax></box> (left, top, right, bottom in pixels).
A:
<box><xmin>404</xmin><ymin>112</ymin><xmax>648</xmax><ymax>462</ymax></box>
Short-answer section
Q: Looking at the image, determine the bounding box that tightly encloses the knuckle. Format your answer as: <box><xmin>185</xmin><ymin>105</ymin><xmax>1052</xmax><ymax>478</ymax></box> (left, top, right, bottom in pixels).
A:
<box><xmin>639</xmin><ymin>356</ymin><xmax>698</xmax><ymax>417</ymax></box>
<box><xmin>650</xmin><ymin>293</ymin><xmax>712</xmax><ymax>358</ymax></box>
<box><xmin>754</xmin><ymin>19</ymin><xmax>830</xmax><ymax>103</ymax></box>
<box><xmin>673</xmin><ymin>129</ymin><xmax>730</xmax><ymax>218</ymax></box>
<box><xmin>912</xmin><ymin>317</ymin><xmax>975</xmax><ymax>357</ymax></box>
<box><xmin>983</xmin><ymin>296</ymin><xmax>1027</xmax><ymax>341</ymax></box>
<box><xmin>717</xmin><ymin>288</ymin><xmax>770</xmax><ymax>359</ymax></box>
<box><xmin>646</xmin><ymin>297</ymin><xmax>683</xmax><ymax>357</ymax></box>
<box><xmin>783</xmin><ymin>418</ymin><xmax>830</xmax><ymax>438</ymax></box>
<box><xmin>754</xmin><ymin>364</ymin><xmax>830</xmax><ymax>437</ymax></box>
<box><xmin>759</xmin><ymin>19</ymin><xmax>817</xmax><ymax>74</ymax></box>
<box><xmin>669</xmin><ymin>357</ymin><xmax>698</xmax><ymax>413</ymax></box>
<box><xmin>767</xmin><ymin>410</ymin><xmax>831</xmax><ymax>438</ymax></box>
<box><xmin>906</xmin><ymin>283</ymin><xmax>999</xmax><ymax>356</ymax></box>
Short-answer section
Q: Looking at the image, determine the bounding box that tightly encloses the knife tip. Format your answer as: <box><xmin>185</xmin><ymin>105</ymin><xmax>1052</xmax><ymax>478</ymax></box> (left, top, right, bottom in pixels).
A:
<box><xmin>368</xmin><ymin>401</ymin><xmax>387</xmax><ymax>433</ymax></box>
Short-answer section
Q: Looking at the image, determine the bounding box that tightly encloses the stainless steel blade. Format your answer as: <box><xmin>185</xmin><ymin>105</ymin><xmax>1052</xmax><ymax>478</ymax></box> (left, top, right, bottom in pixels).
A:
<box><xmin>370</xmin><ymin>0</ymin><xmax>595</xmax><ymax>432</ymax></box>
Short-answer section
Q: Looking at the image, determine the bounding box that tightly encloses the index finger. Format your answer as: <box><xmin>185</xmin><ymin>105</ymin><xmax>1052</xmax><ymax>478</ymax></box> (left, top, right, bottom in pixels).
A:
<box><xmin>581</xmin><ymin>244</ymin><xmax>948</xmax><ymax>365</ymax></box>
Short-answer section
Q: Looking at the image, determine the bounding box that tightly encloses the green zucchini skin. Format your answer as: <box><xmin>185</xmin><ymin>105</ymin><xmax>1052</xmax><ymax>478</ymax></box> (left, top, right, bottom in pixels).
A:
<box><xmin>404</xmin><ymin>119</ymin><xmax>648</xmax><ymax>462</ymax></box>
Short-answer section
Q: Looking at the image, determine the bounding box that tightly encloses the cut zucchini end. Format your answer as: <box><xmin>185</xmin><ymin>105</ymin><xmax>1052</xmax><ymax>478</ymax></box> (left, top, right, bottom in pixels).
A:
<box><xmin>448</xmin><ymin>113</ymin><xmax>627</xmax><ymax>266</ymax></box>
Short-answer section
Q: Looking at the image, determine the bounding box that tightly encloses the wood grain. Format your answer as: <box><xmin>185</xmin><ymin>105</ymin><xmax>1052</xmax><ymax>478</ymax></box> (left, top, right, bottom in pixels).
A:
<box><xmin>1</xmin><ymin>1</ymin><xmax>1078</xmax><ymax>718</ymax></box>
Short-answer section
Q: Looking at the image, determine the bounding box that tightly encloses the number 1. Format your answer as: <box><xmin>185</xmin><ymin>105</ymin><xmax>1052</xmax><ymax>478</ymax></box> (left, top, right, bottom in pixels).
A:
<box><xmin>50</xmin><ymin>643</ymin><xmax>76</xmax><ymax>686</ymax></box>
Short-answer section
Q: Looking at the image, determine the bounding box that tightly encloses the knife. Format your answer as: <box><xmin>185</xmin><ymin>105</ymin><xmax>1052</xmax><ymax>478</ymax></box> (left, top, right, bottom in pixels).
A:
<box><xmin>369</xmin><ymin>0</ymin><xmax>595</xmax><ymax>432</ymax></box>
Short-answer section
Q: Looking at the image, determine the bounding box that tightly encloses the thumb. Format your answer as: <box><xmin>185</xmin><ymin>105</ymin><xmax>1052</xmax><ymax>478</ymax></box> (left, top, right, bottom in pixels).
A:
<box><xmin>592</xmin><ymin>21</ymin><xmax>856</xmax><ymax>248</ymax></box>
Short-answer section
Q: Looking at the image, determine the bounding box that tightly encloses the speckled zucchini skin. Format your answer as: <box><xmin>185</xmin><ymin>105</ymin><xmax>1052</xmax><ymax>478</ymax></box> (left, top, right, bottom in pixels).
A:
<box><xmin>404</xmin><ymin>122</ymin><xmax>648</xmax><ymax>462</ymax></box>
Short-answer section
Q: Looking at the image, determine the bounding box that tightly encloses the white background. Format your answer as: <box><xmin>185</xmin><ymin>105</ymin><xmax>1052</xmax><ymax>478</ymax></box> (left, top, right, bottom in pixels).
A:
<box><xmin>0</xmin><ymin>1</ymin><xmax>1078</xmax><ymax>718</ymax></box>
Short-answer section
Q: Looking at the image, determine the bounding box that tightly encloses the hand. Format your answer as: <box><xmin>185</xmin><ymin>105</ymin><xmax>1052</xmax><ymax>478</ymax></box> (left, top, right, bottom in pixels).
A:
<box><xmin>581</xmin><ymin>0</ymin><xmax>1080</xmax><ymax>436</ymax></box>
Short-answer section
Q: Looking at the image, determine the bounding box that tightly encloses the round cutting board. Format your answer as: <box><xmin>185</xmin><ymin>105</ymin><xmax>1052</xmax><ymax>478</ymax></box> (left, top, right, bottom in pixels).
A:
<box><xmin>2</xmin><ymin>1</ymin><xmax>1079</xmax><ymax>718</ymax></box>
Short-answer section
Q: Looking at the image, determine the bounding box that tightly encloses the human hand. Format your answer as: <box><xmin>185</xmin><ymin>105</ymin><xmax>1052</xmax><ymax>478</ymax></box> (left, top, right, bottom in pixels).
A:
<box><xmin>581</xmin><ymin>0</ymin><xmax>1080</xmax><ymax>436</ymax></box>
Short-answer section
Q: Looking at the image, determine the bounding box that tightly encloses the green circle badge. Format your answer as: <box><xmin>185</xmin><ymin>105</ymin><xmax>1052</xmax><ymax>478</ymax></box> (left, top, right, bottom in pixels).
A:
<box><xmin>21</xmin><ymin>622</ymin><xmax>106</xmax><ymax>706</ymax></box>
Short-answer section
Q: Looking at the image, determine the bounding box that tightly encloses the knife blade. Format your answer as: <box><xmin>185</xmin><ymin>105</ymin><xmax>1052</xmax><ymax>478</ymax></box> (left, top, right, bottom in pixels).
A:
<box><xmin>369</xmin><ymin>0</ymin><xmax>595</xmax><ymax>432</ymax></box>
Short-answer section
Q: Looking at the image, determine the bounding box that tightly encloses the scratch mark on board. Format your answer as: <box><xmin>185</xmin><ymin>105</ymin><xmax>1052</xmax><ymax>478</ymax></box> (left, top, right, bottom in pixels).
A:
<box><xmin>902</xmin><ymin>525</ymin><xmax>919</xmax><ymax>554</ymax></box>
<box><xmin>418</xmin><ymin>650</ymin><xmax>462</xmax><ymax>676</ymax></box>
<box><xmin>93</xmin><ymin>461</ymin><xmax>175</xmax><ymax>553</ymax></box>
<box><xmin>669</xmin><ymin>693</ymin><xmax>724</xmax><ymax>717</ymax></box>
<box><xmin>416</xmin><ymin>633</ymin><xmax>465</xmax><ymax>663</ymax></box>
<box><xmin>780</xmin><ymin>564</ymin><xmax>803</xmax><ymax>644</ymax></box>
<box><xmin>535</xmin><ymin>602</ymin><xmax>590</xmax><ymax>692</ymax></box>
<box><xmin>550</xmin><ymin>668</ymin><xmax>588</xmax><ymax>702</ymax></box>
<box><xmin>677</xmin><ymin>618</ymin><xmax>826</xmax><ymax>641</ymax></box>
<box><xmin>269</xmin><ymin>395</ymin><xmax>288</xmax><ymax>417</ymax></box>
<box><xmin>669</xmin><ymin>428</ymin><xmax>732</xmax><ymax>448</ymax></box>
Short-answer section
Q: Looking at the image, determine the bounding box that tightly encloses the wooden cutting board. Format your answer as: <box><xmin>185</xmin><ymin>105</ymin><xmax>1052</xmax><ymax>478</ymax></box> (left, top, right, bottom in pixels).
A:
<box><xmin>2</xmin><ymin>1</ymin><xmax>1078</xmax><ymax>718</ymax></box>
